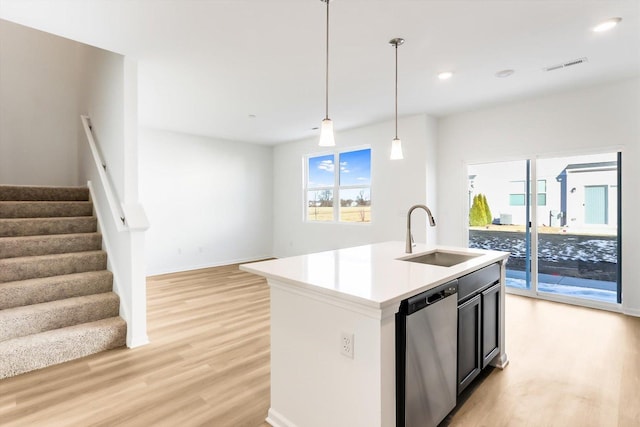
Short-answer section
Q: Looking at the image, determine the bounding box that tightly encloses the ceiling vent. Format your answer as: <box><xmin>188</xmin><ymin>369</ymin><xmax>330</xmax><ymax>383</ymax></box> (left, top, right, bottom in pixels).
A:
<box><xmin>544</xmin><ymin>57</ymin><xmax>588</xmax><ymax>72</ymax></box>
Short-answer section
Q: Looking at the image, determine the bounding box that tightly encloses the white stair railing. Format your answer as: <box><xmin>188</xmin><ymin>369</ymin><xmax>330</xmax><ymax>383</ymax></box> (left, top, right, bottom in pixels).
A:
<box><xmin>80</xmin><ymin>115</ymin><xmax>149</xmax><ymax>348</ymax></box>
<box><xmin>80</xmin><ymin>115</ymin><xmax>126</xmax><ymax>229</ymax></box>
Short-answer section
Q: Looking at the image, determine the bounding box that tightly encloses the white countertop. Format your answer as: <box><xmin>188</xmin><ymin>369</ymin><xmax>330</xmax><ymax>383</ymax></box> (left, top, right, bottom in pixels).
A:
<box><xmin>240</xmin><ymin>241</ymin><xmax>509</xmax><ymax>310</ymax></box>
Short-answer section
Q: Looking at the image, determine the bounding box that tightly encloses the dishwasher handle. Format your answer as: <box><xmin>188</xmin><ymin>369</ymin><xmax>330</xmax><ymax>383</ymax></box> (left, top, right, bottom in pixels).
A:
<box><xmin>404</xmin><ymin>280</ymin><xmax>458</xmax><ymax>315</ymax></box>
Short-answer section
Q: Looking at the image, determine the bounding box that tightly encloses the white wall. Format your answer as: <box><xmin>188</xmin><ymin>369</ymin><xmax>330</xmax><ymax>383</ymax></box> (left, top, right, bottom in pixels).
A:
<box><xmin>0</xmin><ymin>19</ymin><xmax>82</xmax><ymax>186</ymax></box>
<box><xmin>273</xmin><ymin>114</ymin><xmax>438</xmax><ymax>258</ymax></box>
<box><xmin>139</xmin><ymin>128</ymin><xmax>273</xmax><ymax>275</ymax></box>
<box><xmin>78</xmin><ymin>44</ymin><xmax>127</xmax><ymax>202</ymax></box>
<box><xmin>437</xmin><ymin>76</ymin><xmax>640</xmax><ymax>315</ymax></box>
<box><xmin>0</xmin><ymin>19</ymin><xmax>148</xmax><ymax>345</ymax></box>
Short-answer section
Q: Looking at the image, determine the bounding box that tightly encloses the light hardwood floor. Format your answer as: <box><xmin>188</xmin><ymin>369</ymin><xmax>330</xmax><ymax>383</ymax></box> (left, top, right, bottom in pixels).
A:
<box><xmin>0</xmin><ymin>264</ymin><xmax>638</xmax><ymax>426</ymax></box>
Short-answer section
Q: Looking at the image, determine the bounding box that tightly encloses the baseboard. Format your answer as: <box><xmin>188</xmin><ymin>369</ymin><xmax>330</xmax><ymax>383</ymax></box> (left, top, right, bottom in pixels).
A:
<box><xmin>266</xmin><ymin>408</ymin><xmax>297</xmax><ymax>427</ymax></box>
<box><xmin>127</xmin><ymin>332</ymin><xmax>150</xmax><ymax>348</ymax></box>
<box><xmin>146</xmin><ymin>255</ymin><xmax>274</xmax><ymax>277</ymax></box>
<box><xmin>622</xmin><ymin>306</ymin><xmax>640</xmax><ymax>317</ymax></box>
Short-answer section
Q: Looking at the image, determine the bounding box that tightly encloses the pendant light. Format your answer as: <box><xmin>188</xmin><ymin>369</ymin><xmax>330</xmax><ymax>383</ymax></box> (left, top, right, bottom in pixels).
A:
<box><xmin>389</xmin><ymin>37</ymin><xmax>404</xmax><ymax>160</ymax></box>
<box><xmin>319</xmin><ymin>0</ymin><xmax>335</xmax><ymax>147</ymax></box>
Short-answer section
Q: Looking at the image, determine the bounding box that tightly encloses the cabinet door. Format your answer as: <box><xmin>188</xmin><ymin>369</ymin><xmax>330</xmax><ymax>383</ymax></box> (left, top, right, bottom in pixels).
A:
<box><xmin>481</xmin><ymin>283</ymin><xmax>501</xmax><ymax>369</ymax></box>
<box><xmin>457</xmin><ymin>294</ymin><xmax>481</xmax><ymax>395</ymax></box>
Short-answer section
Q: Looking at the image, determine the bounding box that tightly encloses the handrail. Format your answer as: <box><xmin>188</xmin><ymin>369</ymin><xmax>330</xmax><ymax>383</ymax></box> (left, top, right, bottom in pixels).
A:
<box><xmin>81</xmin><ymin>115</ymin><xmax>126</xmax><ymax>229</ymax></box>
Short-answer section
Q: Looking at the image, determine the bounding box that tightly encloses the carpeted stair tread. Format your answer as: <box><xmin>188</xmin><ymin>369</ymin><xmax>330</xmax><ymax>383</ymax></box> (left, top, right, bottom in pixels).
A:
<box><xmin>0</xmin><ymin>316</ymin><xmax>126</xmax><ymax>380</ymax></box>
<box><xmin>0</xmin><ymin>250</ymin><xmax>107</xmax><ymax>283</ymax></box>
<box><xmin>0</xmin><ymin>185</ymin><xmax>89</xmax><ymax>202</ymax></box>
<box><xmin>0</xmin><ymin>232</ymin><xmax>103</xmax><ymax>259</ymax></box>
<box><xmin>0</xmin><ymin>271</ymin><xmax>113</xmax><ymax>310</ymax></box>
<box><xmin>0</xmin><ymin>184</ymin><xmax>127</xmax><ymax>379</ymax></box>
<box><xmin>0</xmin><ymin>216</ymin><xmax>97</xmax><ymax>237</ymax></box>
<box><xmin>0</xmin><ymin>201</ymin><xmax>93</xmax><ymax>218</ymax></box>
<box><xmin>0</xmin><ymin>292</ymin><xmax>120</xmax><ymax>342</ymax></box>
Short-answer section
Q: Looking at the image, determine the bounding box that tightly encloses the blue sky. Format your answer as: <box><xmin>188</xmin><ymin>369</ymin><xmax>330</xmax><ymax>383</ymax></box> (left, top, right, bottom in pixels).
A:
<box><xmin>308</xmin><ymin>149</ymin><xmax>371</xmax><ymax>188</ymax></box>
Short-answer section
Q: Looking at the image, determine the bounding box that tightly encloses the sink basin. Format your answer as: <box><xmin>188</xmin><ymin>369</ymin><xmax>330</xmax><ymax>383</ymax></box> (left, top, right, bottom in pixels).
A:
<box><xmin>400</xmin><ymin>250</ymin><xmax>481</xmax><ymax>267</ymax></box>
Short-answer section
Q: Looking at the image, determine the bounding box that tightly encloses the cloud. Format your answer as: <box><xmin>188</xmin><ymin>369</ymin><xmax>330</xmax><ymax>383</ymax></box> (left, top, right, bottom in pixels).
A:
<box><xmin>317</xmin><ymin>159</ymin><xmax>334</xmax><ymax>172</ymax></box>
<box><xmin>356</xmin><ymin>177</ymin><xmax>367</xmax><ymax>181</ymax></box>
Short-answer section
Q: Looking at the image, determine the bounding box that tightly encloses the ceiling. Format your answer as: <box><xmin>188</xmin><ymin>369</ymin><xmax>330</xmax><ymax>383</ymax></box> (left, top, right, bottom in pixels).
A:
<box><xmin>1</xmin><ymin>0</ymin><xmax>639</xmax><ymax>145</ymax></box>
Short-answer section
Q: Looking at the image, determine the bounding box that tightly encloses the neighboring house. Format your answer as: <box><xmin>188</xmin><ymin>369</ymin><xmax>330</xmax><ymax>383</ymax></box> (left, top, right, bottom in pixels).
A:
<box><xmin>558</xmin><ymin>161</ymin><xmax>618</xmax><ymax>229</ymax></box>
<box><xmin>469</xmin><ymin>158</ymin><xmax>618</xmax><ymax>231</ymax></box>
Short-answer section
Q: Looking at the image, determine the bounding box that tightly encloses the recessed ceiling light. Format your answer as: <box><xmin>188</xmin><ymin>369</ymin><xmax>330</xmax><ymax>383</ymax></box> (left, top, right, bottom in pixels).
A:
<box><xmin>438</xmin><ymin>71</ymin><xmax>453</xmax><ymax>80</ymax></box>
<box><xmin>593</xmin><ymin>17</ymin><xmax>622</xmax><ymax>32</ymax></box>
<box><xmin>495</xmin><ymin>69</ymin><xmax>515</xmax><ymax>78</ymax></box>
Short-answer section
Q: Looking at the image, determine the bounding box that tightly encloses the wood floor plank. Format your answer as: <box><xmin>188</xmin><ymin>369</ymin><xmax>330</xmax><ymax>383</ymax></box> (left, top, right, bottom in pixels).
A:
<box><xmin>447</xmin><ymin>294</ymin><xmax>639</xmax><ymax>427</ymax></box>
<box><xmin>1</xmin><ymin>264</ymin><xmax>638</xmax><ymax>426</ymax></box>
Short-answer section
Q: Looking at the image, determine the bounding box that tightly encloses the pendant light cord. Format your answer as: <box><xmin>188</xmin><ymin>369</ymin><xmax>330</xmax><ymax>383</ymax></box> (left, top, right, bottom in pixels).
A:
<box><xmin>325</xmin><ymin>0</ymin><xmax>330</xmax><ymax>120</ymax></box>
<box><xmin>394</xmin><ymin>42</ymin><xmax>398</xmax><ymax>139</ymax></box>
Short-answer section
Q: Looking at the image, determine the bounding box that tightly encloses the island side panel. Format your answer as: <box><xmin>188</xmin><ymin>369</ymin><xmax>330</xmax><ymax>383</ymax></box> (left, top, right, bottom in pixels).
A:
<box><xmin>380</xmin><ymin>307</ymin><xmax>398</xmax><ymax>427</ymax></box>
<box><xmin>491</xmin><ymin>259</ymin><xmax>509</xmax><ymax>368</ymax></box>
<box><xmin>268</xmin><ymin>280</ymin><xmax>385</xmax><ymax>427</ymax></box>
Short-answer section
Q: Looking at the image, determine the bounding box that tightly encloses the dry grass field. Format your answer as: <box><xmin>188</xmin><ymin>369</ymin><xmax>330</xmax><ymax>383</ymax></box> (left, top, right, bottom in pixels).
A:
<box><xmin>307</xmin><ymin>206</ymin><xmax>371</xmax><ymax>222</ymax></box>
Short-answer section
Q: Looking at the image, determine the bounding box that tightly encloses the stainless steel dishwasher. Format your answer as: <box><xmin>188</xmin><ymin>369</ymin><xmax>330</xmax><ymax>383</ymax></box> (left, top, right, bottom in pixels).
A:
<box><xmin>396</xmin><ymin>280</ymin><xmax>458</xmax><ymax>427</ymax></box>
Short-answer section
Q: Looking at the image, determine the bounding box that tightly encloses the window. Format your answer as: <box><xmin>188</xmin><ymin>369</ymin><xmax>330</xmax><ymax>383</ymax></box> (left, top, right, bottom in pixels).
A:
<box><xmin>509</xmin><ymin>181</ymin><xmax>526</xmax><ymax>206</ymax></box>
<box><xmin>306</xmin><ymin>148</ymin><xmax>371</xmax><ymax>223</ymax></box>
<box><xmin>509</xmin><ymin>180</ymin><xmax>546</xmax><ymax>206</ymax></box>
<box><xmin>537</xmin><ymin>179</ymin><xmax>547</xmax><ymax>206</ymax></box>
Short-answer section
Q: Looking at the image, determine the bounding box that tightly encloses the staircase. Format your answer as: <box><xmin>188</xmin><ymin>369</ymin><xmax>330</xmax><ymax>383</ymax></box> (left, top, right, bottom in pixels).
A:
<box><xmin>0</xmin><ymin>185</ymin><xmax>126</xmax><ymax>379</ymax></box>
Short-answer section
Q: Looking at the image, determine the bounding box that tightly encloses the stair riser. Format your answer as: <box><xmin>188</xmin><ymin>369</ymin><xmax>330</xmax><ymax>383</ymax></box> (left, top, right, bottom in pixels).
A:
<box><xmin>0</xmin><ymin>233</ymin><xmax>102</xmax><ymax>259</ymax></box>
<box><xmin>0</xmin><ymin>185</ymin><xmax>127</xmax><ymax>380</ymax></box>
<box><xmin>0</xmin><ymin>293</ymin><xmax>120</xmax><ymax>342</ymax></box>
<box><xmin>0</xmin><ymin>252</ymin><xmax>107</xmax><ymax>283</ymax></box>
<box><xmin>0</xmin><ymin>201</ymin><xmax>93</xmax><ymax>218</ymax></box>
<box><xmin>0</xmin><ymin>217</ymin><xmax>97</xmax><ymax>237</ymax></box>
<box><xmin>0</xmin><ymin>186</ymin><xmax>89</xmax><ymax>202</ymax></box>
<box><xmin>0</xmin><ymin>271</ymin><xmax>114</xmax><ymax>310</ymax></box>
<box><xmin>0</xmin><ymin>317</ymin><xmax>126</xmax><ymax>380</ymax></box>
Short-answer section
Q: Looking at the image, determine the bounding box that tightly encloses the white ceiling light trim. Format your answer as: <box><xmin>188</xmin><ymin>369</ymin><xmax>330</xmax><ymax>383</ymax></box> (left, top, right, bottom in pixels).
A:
<box><xmin>495</xmin><ymin>69</ymin><xmax>515</xmax><ymax>78</ymax></box>
<box><xmin>438</xmin><ymin>71</ymin><xmax>454</xmax><ymax>80</ymax></box>
<box><xmin>593</xmin><ymin>17</ymin><xmax>622</xmax><ymax>33</ymax></box>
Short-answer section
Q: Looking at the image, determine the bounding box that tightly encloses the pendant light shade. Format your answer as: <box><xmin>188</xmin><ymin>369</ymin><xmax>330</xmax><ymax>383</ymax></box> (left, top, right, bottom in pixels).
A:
<box><xmin>319</xmin><ymin>0</ymin><xmax>335</xmax><ymax>147</ymax></box>
<box><xmin>390</xmin><ymin>137</ymin><xmax>403</xmax><ymax>160</ymax></box>
<box><xmin>390</xmin><ymin>38</ymin><xmax>404</xmax><ymax>160</ymax></box>
<box><xmin>319</xmin><ymin>118</ymin><xmax>335</xmax><ymax>147</ymax></box>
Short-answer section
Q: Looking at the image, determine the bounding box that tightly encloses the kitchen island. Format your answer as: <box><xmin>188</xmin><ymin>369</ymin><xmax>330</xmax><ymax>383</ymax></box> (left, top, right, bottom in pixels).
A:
<box><xmin>240</xmin><ymin>241</ymin><xmax>509</xmax><ymax>427</ymax></box>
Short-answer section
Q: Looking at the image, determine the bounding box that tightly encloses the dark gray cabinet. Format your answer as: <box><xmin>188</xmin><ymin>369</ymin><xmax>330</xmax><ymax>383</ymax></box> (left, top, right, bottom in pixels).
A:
<box><xmin>456</xmin><ymin>263</ymin><xmax>501</xmax><ymax>395</ymax></box>
<box><xmin>457</xmin><ymin>294</ymin><xmax>481</xmax><ymax>394</ymax></box>
<box><xmin>481</xmin><ymin>283</ymin><xmax>501</xmax><ymax>368</ymax></box>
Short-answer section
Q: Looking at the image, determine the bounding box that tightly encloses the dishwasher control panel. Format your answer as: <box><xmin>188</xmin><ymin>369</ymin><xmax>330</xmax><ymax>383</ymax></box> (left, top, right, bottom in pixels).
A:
<box><xmin>404</xmin><ymin>281</ymin><xmax>458</xmax><ymax>315</ymax></box>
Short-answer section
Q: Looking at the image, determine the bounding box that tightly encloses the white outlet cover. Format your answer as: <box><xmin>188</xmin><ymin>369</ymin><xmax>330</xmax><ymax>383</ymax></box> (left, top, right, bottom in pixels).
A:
<box><xmin>341</xmin><ymin>332</ymin><xmax>354</xmax><ymax>359</ymax></box>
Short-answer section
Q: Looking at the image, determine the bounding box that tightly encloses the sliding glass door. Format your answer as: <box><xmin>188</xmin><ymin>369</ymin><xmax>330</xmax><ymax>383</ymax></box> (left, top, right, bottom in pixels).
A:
<box><xmin>468</xmin><ymin>160</ymin><xmax>532</xmax><ymax>290</ymax></box>
<box><xmin>468</xmin><ymin>152</ymin><xmax>621</xmax><ymax>306</ymax></box>
<box><xmin>535</xmin><ymin>153</ymin><xmax>619</xmax><ymax>303</ymax></box>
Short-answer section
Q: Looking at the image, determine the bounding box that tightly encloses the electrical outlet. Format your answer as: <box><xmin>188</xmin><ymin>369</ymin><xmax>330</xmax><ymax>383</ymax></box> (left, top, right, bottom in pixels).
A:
<box><xmin>341</xmin><ymin>332</ymin><xmax>354</xmax><ymax>359</ymax></box>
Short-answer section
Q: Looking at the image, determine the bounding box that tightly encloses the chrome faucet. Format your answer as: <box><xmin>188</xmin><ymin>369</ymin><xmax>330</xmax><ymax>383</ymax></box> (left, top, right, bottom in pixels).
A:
<box><xmin>406</xmin><ymin>204</ymin><xmax>436</xmax><ymax>253</ymax></box>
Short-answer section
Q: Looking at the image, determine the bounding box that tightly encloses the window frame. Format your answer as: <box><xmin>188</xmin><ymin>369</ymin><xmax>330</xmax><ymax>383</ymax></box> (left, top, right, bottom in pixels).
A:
<box><xmin>304</xmin><ymin>146</ymin><xmax>372</xmax><ymax>224</ymax></box>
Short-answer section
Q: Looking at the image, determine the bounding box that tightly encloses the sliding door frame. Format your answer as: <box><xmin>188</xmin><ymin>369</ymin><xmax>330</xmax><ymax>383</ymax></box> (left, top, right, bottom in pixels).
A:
<box><xmin>466</xmin><ymin>150</ymin><xmax>622</xmax><ymax>313</ymax></box>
